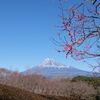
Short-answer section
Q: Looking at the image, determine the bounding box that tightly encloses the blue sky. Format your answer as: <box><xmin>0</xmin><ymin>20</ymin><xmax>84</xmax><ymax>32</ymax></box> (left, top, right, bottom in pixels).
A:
<box><xmin>0</xmin><ymin>0</ymin><xmax>95</xmax><ymax>72</ymax></box>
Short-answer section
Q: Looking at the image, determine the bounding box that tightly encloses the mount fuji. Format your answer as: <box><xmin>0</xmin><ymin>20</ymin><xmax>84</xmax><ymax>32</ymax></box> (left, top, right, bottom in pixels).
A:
<box><xmin>22</xmin><ymin>58</ymin><xmax>94</xmax><ymax>78</ymax></box>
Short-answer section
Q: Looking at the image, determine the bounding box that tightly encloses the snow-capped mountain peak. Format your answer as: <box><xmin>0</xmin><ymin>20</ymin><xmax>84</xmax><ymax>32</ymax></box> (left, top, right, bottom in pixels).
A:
<box><xmin>21</xmin><ymin>58</ymin><xmax>99</xmax><ymax>78</ymax></box>
<box><xmin>38</xmin><ymin>58</ymin><xmax>67</xmax><ymax>68</ymax></box>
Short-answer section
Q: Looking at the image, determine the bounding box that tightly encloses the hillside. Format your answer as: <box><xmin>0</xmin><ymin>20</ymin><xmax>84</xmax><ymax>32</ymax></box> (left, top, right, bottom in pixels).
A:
<box><xmin>0</xmin><ymin>84</ymin><xmax>66</xmax><ymax>100</ymax></box>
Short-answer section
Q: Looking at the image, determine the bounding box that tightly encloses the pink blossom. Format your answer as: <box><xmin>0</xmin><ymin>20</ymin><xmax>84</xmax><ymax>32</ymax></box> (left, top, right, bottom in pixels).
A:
<box><xmin>74</xmin><ymin>40</ymin><xmax>81</xmax><ymax>44</ymax></box>
<box><xmin>64</xmin><ymin>43</ymin><xmax>72</xmax><ymax>51</ymax></box>
<box><xmin>77</xmin><ymin>15</ymin><xmax>85</xmax><ymax>21</ymax></box>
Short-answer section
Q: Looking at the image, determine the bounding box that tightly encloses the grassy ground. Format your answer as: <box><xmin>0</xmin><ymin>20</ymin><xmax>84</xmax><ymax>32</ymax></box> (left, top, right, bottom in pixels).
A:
<box><xmin>0</xmin><ymin>84</ymin><xmax>67</xmax><ymax>100</ymax></box>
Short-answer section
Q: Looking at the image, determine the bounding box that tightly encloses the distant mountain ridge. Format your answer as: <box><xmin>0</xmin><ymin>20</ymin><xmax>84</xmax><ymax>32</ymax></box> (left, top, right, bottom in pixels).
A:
<box><xmin>22</xmin><ymin>58</ymin><xmax>96</xmax><ymax>78</ymax></box>
<box><xmin>0</xmin><ymin>68</ymin><xmax>12</xmax><ymax>78</ymax></box>
<box><xmin>0</xmin><ymin>58</ymin><xmax>99</xmax><ymax>78</ymax></box>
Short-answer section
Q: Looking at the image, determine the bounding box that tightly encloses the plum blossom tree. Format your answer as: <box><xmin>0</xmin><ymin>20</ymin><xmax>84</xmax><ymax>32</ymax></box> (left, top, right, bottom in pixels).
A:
<box><xmin>54</xmin><ymin>0</ymin><xmax>100</xmax><ymax>60</ymax></box>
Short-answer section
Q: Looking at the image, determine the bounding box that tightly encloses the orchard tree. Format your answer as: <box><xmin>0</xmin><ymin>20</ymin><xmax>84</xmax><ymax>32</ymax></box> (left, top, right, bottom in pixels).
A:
<box><xmin>53</xmin><ymin>0</ymin><xmax>100</xmax><ymax>63</ymax></box>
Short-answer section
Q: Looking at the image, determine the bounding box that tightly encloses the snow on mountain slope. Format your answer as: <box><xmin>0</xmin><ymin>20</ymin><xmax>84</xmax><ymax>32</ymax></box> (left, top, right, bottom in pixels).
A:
<box><xmin>38</xmin><ymin>58</ymin><xmax>67</xmax><ymax>68</ymax></box>
<box><xmin>22</xmin><ymin>58</ymin><xmax>94</xmax><ymax>78</ymax></box>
